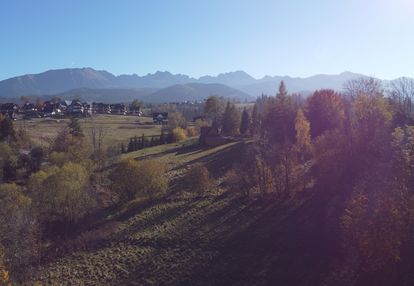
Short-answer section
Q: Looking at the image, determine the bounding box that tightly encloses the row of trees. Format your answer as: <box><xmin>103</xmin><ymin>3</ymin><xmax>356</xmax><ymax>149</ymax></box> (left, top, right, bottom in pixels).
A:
<box><xmin>204</xmin><ymin>96</ymin><xmax>251</xmax><ymax>136</ymax></box>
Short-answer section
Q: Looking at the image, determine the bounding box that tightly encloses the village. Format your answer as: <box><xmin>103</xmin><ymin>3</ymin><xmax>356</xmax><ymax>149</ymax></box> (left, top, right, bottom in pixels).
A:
<box><xmin>0</xmin><ymin>99</ymin><xmax>143</xmax><ymax>119</ymax></box>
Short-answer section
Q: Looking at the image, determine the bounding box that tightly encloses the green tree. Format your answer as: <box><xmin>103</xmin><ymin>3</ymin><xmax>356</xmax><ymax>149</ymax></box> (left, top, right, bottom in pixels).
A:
<box><xmin>0</xmin><ymin>115</ymin><xmax>15</xmax><ymax>143</ymax></box>
<box><xmin>263</xmin><ymin>81</ymin><xmax>296</xmax><ymax>144</ymax></box>
<box><xmin>204</xmin><ymin>96</ymin><xmax>225</xmax><ymax>125</ymax></box>
<box><xmin>251</xmin><ymin>103</ymin><xmax>259</xmax><ymax>135</ymax></box>
<box><xmin>240</xmin><ymin>108</ymin><xmax>250</xmax><ymax>135</ymax></box>
<box><xmin>222</xmin><ymin>102</ymin><xmax>241</xmax><ymax>136</ymax></box>
<box><xmin>168</xmin><ymin>111</ymin><xmax>187</xmax><ymax>131</ymax></box>
<box><xmin>68</xmin><ymin>117</ymin><xmax>83</xmax><ymax>137</ymax></box>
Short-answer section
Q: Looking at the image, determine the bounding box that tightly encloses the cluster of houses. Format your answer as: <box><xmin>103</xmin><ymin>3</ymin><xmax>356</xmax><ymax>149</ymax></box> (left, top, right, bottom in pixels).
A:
<box><xmin>0</xmin><ymin>100</ymin><xmax>142</xmax><ymax>119</ymax></box>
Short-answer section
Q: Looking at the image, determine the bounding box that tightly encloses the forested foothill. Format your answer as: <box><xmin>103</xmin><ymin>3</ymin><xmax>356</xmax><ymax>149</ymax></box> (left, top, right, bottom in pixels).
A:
<box><xmin>1</xmin><ymin>77</ymin><xmax>414</xmax><ymax>285</ymax></box>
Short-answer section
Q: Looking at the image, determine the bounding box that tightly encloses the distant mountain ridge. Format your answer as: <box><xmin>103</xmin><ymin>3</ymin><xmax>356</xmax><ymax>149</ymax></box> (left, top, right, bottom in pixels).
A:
<box><xmin>0</xmin><ymin>67</ymin><xmax>408</xmax><ymax>102</ymax></box>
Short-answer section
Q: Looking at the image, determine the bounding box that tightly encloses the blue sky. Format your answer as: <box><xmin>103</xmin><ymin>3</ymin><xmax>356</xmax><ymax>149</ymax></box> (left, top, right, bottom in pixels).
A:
<box><xmin>1</xmin><ymin>0</ymin><xmax>413</xmax><ymax>80</ymax></box>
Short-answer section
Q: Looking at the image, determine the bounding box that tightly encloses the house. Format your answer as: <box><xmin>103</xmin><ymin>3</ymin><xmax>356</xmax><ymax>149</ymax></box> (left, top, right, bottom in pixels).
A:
<box><xmin>110</xmin><ymin>103</ymin><xmax>127</xmax><ymax>115</ymax></box>
<box><xmin>21</xmin><ymin>102</ymin><xmax>41</xmax><ymax>118</ymax></box>
<box><xmin>0</xmin><ymin>103</ymin><xmax>19</xmax><ymax>119</ymax></box>
<box><xmin>93</xmin><ymin>102</ymin><xmax>111</xmax><ymax>114</ymax></box>
<box><xmin>67</xmin><ymin>100</ymin><xmax>84</xmax><ymax>116</ymax></box>
<box><xmin>153</xmin><ymin>112</ymin><xmax>168</xmax><ymax>124</ymax></box>
<box><xmin>43</xmin><ymin>100</ymin><xmax>62</xmax><ymax>116</ymax></box>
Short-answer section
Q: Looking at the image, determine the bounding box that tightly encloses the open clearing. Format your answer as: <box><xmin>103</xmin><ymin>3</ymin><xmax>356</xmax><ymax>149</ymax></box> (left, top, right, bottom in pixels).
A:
<box><xmin>15</xmin><ymin>114</ymin><xmax>162</xmax><ymax>149</ymax></box>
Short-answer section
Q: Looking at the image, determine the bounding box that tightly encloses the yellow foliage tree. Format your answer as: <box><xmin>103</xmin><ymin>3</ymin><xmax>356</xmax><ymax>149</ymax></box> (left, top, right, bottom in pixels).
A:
<box><xmin>110</xmin><ymin>158</ymin><xmax>168</xmax><ymax>201</ymax></box>
<box><xmin>172</xmin><ymin>127</ymin><xmax>187</xmax><ymax>142</ymax></box>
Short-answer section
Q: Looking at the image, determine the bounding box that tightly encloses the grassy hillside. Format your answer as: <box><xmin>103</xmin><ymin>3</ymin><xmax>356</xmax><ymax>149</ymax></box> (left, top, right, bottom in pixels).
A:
<box><xmin>27</xmin><ymin>140</ymin><xmax>339</xmax><ymax>285</ymax></box>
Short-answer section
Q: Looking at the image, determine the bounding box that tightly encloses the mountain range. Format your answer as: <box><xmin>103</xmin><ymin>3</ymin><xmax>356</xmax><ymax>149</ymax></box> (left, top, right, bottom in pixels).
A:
<box><xmin>0</xmin><ymin>68</ymin><xmax>405</xmax><ymax>103</ymax></box>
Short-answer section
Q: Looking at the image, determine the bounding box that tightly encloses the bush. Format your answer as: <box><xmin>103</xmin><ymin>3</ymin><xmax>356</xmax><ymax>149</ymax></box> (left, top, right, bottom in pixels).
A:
<box><xmin>185</xmin><ymin>164</ymin><xmax>212</xmax><ymax>194</ymax></box>
<box><xmin>110</xmin><ymin>158</ymin><xmax>168</xmax><ymax>201</ymax></box>
<box><xmin>172</xmin><ymin>127</ymin><xmax>187</xmax><ymax>142</ymax></box>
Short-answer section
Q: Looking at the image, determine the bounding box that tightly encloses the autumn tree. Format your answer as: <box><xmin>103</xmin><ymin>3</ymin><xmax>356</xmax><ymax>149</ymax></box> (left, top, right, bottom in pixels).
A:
<box><xmin>110</xmin><ymin>158</ymin><xmax>168</xmax><ymax>201</ymax></box>
<box><xmin>305</xmin><ymin>89</ymin><xmax>345</xmax><ymax>138</ymax></box>
<box><xmin>0</xmin><ymin>184</ymin><xmax>39</xmax><ymax>278</ymax></box>
<box><xmin>172</xmin><ymin>127</ymin><xmax>187</xmax><ymax>142</ymax></box>
<box><xmin>185</xmin><ymin>164</ymin><xmax>212</xmax><ymax>194</ymax></box>
<box><xmin>168</xmin><ymin>111</ymin><xmax>187</xmax><ymax>131</ymax></box>
<box><xmin>29</xmin><ymin>163</ymin><xmax>95</xmax><ymax>224</ymax></box>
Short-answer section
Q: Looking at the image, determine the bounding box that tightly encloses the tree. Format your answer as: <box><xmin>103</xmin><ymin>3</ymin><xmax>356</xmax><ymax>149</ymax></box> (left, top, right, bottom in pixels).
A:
<box><xmin>204</xmin><ymin>96</ymin><xmax>225</xmax><ymax>125</ymax></box>
<box><xmin>344</xmin><ymin>77</ymin><xmax>383</xmax><ymax>100</ymax></box>
<box><xmin>29</xmin><ymin>146</ymin><xmax>44</xmax><ymax>173</ymax></box>
<box><xmin>240</xmin><ymin>108</ymin><xmax>250</xmax><ymax>135</ymax></box>
<box><xmin>68</xmin><ymin>117</ymin><xmax>83</xmax><ymax>137</ymax></box>
<box><xmin>262</xmin><ymin>81</ymin><xmax>296</xmax><ymax>144</ymax></box>
<box><xmin>141</xmin><ymin>133</ymin><xmax>146</xmax><ymax>149</ymax></box>
<box><xmin>294</xmin><ymin>108</ymin><xmax>311</xmax><ymax>155</ymax></box>
<box><xmin>130</xmin><ymin>99</ymin><xmax>143</xmax><ymax>113</ymax></box>
<box><xmin>110</xmin><ymin>158</ymin><xmax>168</xmax><ymax>201</ymax></box>
<box><xmin>251</xmin><ymin>103</ymin><xmax>259</xmax><ymax>135</ymax></box>
<box><xmin>0</xmin><ymin>114</ymin><xmax>15</xmax><ymax>143</ymax></box>
<box><xmin>388</xmin><ymin>77</ymin><xmax>414</xmax><ymax>125</ymax></box>
<box><xmin>222</xmin><ymin>102</ymin><xmax>241</xmax><ymax>136</ymax></box>
<box><xmin>20</xmin><ymin>95</ymin><xmax>31</xmax><ymax>104</ymax></box>
<box><xmin>127</xmin><ymin>138</ymin><xmax>134</xmax><ymax>153</ymax></box>
<box><xmin>168</xmin><ymin>111</ymin><xmax>187</xmax><ymax>131</ymax></box>
<box><xmin>0</xmin><ymin>184</ymin><xmax>39</xmax><ymax>277</ymax></box>
<box><xmin>305</xmin><ymin>89</ymin><xmax>345</xmax><ymax>138</ymax></box>
<box><xmin>160</xmin><ymin>130</ymin><xmax>166</xmax><ymax>144</ymax></box>
<box><xmin>172</xmin><ymin>127</ymin><xmax>187</xmax><ymax>142</ymax></box>
<box><xmin>185</xmin><ymin>164</ymin><xmax>212</xmax><ymax>194</ymax></box>
<box><xmin>29</xmin><ymin>162</ymin><xmax>94</xmax><ymax>223</ymax></box>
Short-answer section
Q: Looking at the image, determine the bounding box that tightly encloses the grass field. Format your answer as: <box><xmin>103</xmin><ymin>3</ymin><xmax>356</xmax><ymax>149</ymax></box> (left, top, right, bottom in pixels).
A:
<box><xmin>27</xmin><ymin>140</ymin><xmax>337</xmax><ymax>286</ymax></box>
<box><xmin>15</xmin><ymin>114</ymin><xmax>162</xmax><ymax>149</ymax></box>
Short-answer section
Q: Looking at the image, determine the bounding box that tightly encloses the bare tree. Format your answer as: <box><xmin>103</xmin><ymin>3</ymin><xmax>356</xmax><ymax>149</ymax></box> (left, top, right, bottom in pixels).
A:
<box><xmin>343</xmin><ymin>77</ymin><xmax>383</xmax><ymax>100</ymax></box>
<box><xmin>90</xmin><ymin>119</ymin><xmax>107</xmax><ymax>169</ymax></box>
<box><xmin>389</xmin><ymin>77</ymin><xmax>414</xmax><ymax>115</ymax></box>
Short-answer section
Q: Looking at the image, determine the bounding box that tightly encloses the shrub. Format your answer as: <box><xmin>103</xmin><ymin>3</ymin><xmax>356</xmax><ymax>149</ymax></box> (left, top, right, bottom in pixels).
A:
<box><xmin>172</xmin><ymin>127</ymin><xmax>187</xmax><ymax>142</ymax></box>
<box><xmin>185</xmin><ymin>164</ymin><xmax>212</xmax><ymax>194</ymax></box>
<box><xmin>110</xmin><ymin>158</ymin><xmax>168</xmax><ymax>201</ymax></box>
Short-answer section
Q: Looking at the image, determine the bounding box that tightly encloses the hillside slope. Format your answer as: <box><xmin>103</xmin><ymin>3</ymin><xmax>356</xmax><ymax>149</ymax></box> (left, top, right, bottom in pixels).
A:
<box><xmin>28</xmin><ymin>141</ymin><xmax>341</xmax><ymax>285</ymax></box>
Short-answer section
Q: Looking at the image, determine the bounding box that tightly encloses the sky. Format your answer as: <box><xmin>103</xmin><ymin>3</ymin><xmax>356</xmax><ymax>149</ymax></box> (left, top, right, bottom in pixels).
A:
<box><xmin>1</xmin><ymin>0</ymin><xmax>414</xmax><ymax>80</ymax></box>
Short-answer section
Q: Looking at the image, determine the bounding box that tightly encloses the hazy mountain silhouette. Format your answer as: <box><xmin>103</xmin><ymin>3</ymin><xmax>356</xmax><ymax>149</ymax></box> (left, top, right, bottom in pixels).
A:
<box><xmin>0</xmin><ymin>67</ymin><xmax>406</xmax><ymax>102</ymax></box>
<box><xmin>143</xmin><ymin>83</ymin><xmax>251</xmax><ymax>103</ymax></box>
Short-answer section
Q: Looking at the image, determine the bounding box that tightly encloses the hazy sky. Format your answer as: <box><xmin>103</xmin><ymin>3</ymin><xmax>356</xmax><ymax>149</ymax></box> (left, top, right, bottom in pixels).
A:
<box><xmin>1</xmin><ymin>0</ymin><xmax>413</xmax><ymax>80</ymax></box>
